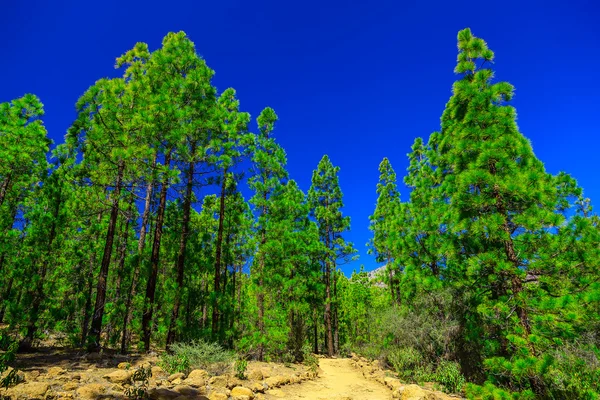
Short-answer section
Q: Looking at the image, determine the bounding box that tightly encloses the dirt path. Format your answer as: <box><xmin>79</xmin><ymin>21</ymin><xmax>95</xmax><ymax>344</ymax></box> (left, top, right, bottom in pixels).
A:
<box><xmin>263</xmin><ymin>358</ymin><xmax>392</xmax><ymax>400</ymax></box>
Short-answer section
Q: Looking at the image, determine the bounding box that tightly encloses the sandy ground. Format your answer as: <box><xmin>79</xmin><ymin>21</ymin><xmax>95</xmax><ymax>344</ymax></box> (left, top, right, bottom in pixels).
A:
<box><xmin>264</xmin><ymin>358</ymin><xmax>392</xmax><ymax>400</ymax></box>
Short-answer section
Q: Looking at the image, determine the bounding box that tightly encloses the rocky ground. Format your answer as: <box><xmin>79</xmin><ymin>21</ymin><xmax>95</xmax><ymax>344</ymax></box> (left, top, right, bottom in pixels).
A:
<box><xmin>0</xmin><ymin>348</ymin><xmax>463</xmax><ymax>400</ymax></box>
<box><xmin>0</xmin><ymin>347</ymin><xmax>316</xmax><ymax>399</ymax></box>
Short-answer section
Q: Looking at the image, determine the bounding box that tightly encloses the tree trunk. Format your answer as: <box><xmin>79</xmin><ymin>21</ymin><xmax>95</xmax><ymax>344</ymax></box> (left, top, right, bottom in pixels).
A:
<box><xmin>324</xmin><ymin>228</ymin><xmax>334</xmax><ymax>357</ymax></box>
<box><xmin>20</xmin><ymin>190</ymin><xmax>63</xmax><ymax>350</ymax></box>
<box><xmin>141</xmin><ymin>151</ymin><xmax>171</xmax><ymax>351</ymax></box>
<box><xmin>333</xmin><ymin>268</ymin><xmax>339</xmax><ymax>354</ymax></box>
<box><xmin>166</xmin><ymin>148</ymin><xmax>195</xmax><ymax>348</ymax></box>
<box><xmin>212</xmin><ymin>170</ymin><xmax>228</xmax><ymax>339</ymax></box>
<box><xmin>0</xmin><ymin>276</ymin><xmax>13</xmax><ymax>323</ymax></box>
<box><xmin>121</xmin><ymin>154</ymin><xmax>156</xmax><ymax>354</ymax></box>
<box><xmin>88</xmin><ymin>161</ymin><xmax>125</xmax><ymax>351</ymax></box>
<box><xmin>0</xmin><ymin>174</ymin><xmax>12</xmax><ymax>208</ymax></box>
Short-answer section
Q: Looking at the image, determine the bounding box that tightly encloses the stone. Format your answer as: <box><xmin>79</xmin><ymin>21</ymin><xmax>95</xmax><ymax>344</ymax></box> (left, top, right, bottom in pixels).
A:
<box><xmin>259</xmin><ymin>367</ymin><xmax>271</xmax><ymax>379</ymax></box>
<box><xmin>47</xmin><ymin>366</ymin><xmax>67</xmax><ymax>377</ymax></box>
<box><xmin>264</xmin><ymin>376</ymin><xmax>279</xmax><ymax>388</ymax></box>
<box><xmin>394</xmin><ymin>384</ymin><xmax>438</xmax><ymax>400</ymax></box>
<box><xmin>5</xmin><ymin>382</ymin><xmax>49</xmax><ymax>399</ymax></box>
<box><xmin>247</xmin><ymin>369</ymin><xmax>263</xmax><ymax>381</ymax></box>
<box><xmin>208</xmin><ymin>375</ymin><xmax>228</xmax><ymax>388</ymax></box>
<box><xmin>25</xmin><ymin>370</ymin><xmax>41</xmax><ymax>381</ymax></box>
<box><xmin>103</xmin><ymin>369</ymin><xmax>132</xmax><ymax>384</ymax></box>
<box><xmin>169</xmin><ymin>372</ymin><xmax>185</xmax><ymax>381</ymax></box>
<box><xmin>172</xmin><ymin>377</ymin><xmax>183</xmax><ymax>385</ymax></box>
<box><xmin>174</xmin><ymin>384</ymin><xmax>206</xmax><ymax>396</ymax></box>
<box><xmin>152</xmin><ymin>365</ymin><xmax>166</xmax><ymax>377</ymax></box>
<box><xmin>85</xmin><ymin>352</ymin><xmax>102</xmax><ymax>361</ymax></box>
<box><xmin>231</xmin><ymin>396</ymin><xmax>250</xmax><ymax>400</ymax></box>
<box><xmin>208</xmin><ymin>393</ymin><xmax>228</xmax><ymax>400</ymax></box>
<box><xmin>385</xmin><ymin>377</ymin><xmax>403</xmax><ymax>391</ymax></box>
<box><xmin>250</xmin><ymin>382</ymin><xmax>264</xmax><ymax>393</ymax></box>
<box><xmin>231</xmin><ymin>386</ymin><xmax>254</xmax><ymax>399</ymax></box>
<box><xmin>148</xmin><ymin>387</ymin><xmax>183</xmax><ymax>399</ymax></box>
<box><xmin>63</xmin><ymin>381</ymin><xmax>79</xmax><ymax>391</ymax></box>
<box><xmin>76</xmin><ymin>383</ymin><xmax>106</xmax><ymax>399</ymax></box>
<box><xmin>118</xmin><ymin>361</ymin><xmax>131</xmax><ymax>369</ymax></box>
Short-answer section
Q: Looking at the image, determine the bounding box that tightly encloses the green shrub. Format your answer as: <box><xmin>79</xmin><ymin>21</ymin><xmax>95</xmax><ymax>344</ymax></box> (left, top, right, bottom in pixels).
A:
<box><xmin>234</xmin><ymin>358</ymin><xmax>247</xmax><ymax>380</ymax></box>
<box><xmin>124</xmin><ymin>365</ymin><xmax>152</xmax><ymax>400</ymax></box>
<box><xmin>434</xmin><ymin>360</ymin><xmax>465</xmax><ymax>394</ymax></box>
<box><xmin>161</xmin><ymin>340</ymin><xmax>233</xmax><ymax>375</ymax></box>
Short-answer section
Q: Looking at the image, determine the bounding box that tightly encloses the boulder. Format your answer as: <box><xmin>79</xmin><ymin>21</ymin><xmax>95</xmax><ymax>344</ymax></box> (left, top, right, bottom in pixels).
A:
<box><xmin>208</xmin><ymin>392</ymin><xmax>228</xmax><ymax>400</ymax></box>
<box><xmin>208</xmin><ymin>375</ymin><xmax>228</xmax><ymax>388</ymax></box>
<box><xmin>384</xmin><ymin>377</ymin><xmax>403</xmax><ymax>391</ymax></box>
<box><xmin>24</xmin><ymin>370</ymin><xmax>40</xmax><ymax>381</ymax></box>
<box><xmin>103</xmin><ymin>369</ymin><xmax>132</xmax><ymax>384</ymax></box>
<box><xmin>250</xmin><ymin>382</ymin><xmax>265</xmax><ymax>393</ymax></box>
<box><xmin>5</xmin><ymin>382</ymin><xmax>49</xmax><ymax>399</ymax></box>
<box><xmin>231</xmin><ymin>386</ymin><xmax>254</xmax><ymax>399</ymax></box>
<box><xmin>76</xmin><ymin>383</ymin><xmax>106</xmax><ymax>399</ymax></box>
<box><xmin>247</xmin><ymin>369</ymin><xmax>263</xmax><ymax>381</ymax></box>
<box><xmin>259</xmin><ymin>367</ymin><xmax>271</xmax><ymax>379</ymax></box>
<box><xmin>393</xmin><ymin>384</ymin><xmax>438</xmax><ymax>400</ymax></box>
<box><xmin>264</xmin><ymin>376</ymin><xmax>279</xmax><ymax>388</ymax></box>
<box><xmin>63</xmin><ymin>381</ymin><xmax>79</xmax><ymax>391</ymax></box>
<box><xmin>169</xmin><ymin>372</ymin><xmax>185</xmax><ymax>382</ymax></box>
<box><xmin>148</xmin><ymin>387</ymin><xmax>184</xmax><ymax>399</ymax></box>
<box><xmin>118</xmin><ymin>362</ymin><xmax>131</xmax><ymax>369</ymax></box>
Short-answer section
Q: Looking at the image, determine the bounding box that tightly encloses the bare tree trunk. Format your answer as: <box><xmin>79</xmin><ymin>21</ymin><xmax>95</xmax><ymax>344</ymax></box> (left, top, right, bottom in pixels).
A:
<box><xmin>142</xmin><ymin>151</ymin><xmax>171</xmax><ymax>351</ymax></box>
<box><xmin>88</xmin><ymin>161</ymin><xmax>125</xmax><ymax>351</ymax></box>
<box><xmin>212</xmin><ymin>170</ymin><xmax>228</xmax><ymax>339</ymax></box>
<box><xmin>121</xmin><ymin>155</ymin><xmax>156</xmax><ymax>353</ymax></box>
<box><xmin>166</xmin><ymin>148</ymin><xmax>195</xmax><ymax>347</ymax></box>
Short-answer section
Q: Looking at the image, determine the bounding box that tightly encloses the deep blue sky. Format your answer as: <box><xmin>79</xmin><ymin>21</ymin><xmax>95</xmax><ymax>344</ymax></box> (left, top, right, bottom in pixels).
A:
<box><xmin>2</xmin><ymin>0</ymin><xmax>599</xmax><ymax>275</ymax></box>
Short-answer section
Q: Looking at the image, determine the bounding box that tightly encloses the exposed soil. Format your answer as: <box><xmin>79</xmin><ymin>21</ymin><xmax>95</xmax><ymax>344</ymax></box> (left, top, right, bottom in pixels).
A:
<box><xmin>264</xmin><ymin>358</ymin><xmax>392</xmax><ymax>400</ymax></box>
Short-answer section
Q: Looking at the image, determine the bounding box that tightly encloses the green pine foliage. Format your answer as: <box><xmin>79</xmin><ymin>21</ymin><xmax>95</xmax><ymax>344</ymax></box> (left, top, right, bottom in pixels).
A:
<box><xmin>0</xmin><ymin>28</ymin><xmax>598</xmax><ymax>399</ymax></box>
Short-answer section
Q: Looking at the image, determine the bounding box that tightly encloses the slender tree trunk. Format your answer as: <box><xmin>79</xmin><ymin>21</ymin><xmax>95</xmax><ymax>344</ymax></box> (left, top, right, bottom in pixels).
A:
<box><xmin>142</xmin><ymin>151</ymin><xmax>171</xmax><ymax>351</ymax></box>
<box><xmin>256</xmin><ymin>201</ymin><xmax>267</xmax><ymax>361</ymax></box>
<box><xmin>121</xmin><ymin>154</ymin><xmax>156</xmax><ymax>354</ymax></box>
<box><xmin>166</xmin><ymin>148</ymin><xmax>195</xmax><ymax>347</ymax></box>
<box><xmin>88</xmin><ymin>161</ymin><xmax>125</xmax><ymax>351</ymax></box>
<box><xmin>313</xmin><ymin>307</ymin><xmax>318</xmax><ymax>354</ymax></box>
<box><xmin>333</xmin><ymin>268</ymin><xmax>339</xmax><ymax>354</ymax></box>
<box><xmin>212</xmin><ymin>169</ymin><xmax>228</xmax><ymax>338</ymax></box>
<box><xmin>0</xmin><ymin>174</ymin><xmax>12</xmax><ymax>208</ymax></box>
<box><xmin>0</xmin><ymin>276</ymin><xmax>13</xmax><ymax>323</ymax></box>
<box><xmin>324</xmin><ymin>228</ymin><xmax>334</xmax><ymax>357</ymax></box>
<box><xmin>20</xmin><ymin>186</ymin><xmax>63</xmax><ymax>351</ymax></box>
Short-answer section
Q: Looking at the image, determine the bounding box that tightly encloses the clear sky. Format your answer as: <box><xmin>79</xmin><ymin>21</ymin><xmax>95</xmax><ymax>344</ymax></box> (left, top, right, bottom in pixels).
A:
<box><xmin>2</xmin><ymin>0</ymin><xmax>599</xmax><ymax>275</ymax></box>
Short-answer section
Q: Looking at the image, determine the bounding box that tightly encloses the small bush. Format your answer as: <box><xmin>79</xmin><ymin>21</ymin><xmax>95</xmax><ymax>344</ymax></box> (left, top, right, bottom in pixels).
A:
<box><xmin>124</xmin><ymin>365</ymin><xmax>151</xmax><ymax>400</ymax></box>
<box><xmin>234</xmin><ymin>358</ymin><xmax>247</xmax><ymax>380</ymax></box>
<box><xmin>434</xmin><ymin>360</ymin><xmax>465</xmax><ymax>394</ymax></box>
<box><xmin>161</xmin><ymin>340</ymin><xmax>233</xmax><ymax>375</ymax></box>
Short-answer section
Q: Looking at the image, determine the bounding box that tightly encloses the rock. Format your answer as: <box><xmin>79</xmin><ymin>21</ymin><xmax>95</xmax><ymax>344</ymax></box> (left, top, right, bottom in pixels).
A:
<box><xmin>174</xmin><ymin>384</ymin><xmax>206</xmax><ymax>396</ymax></box>
<box><xmin>385</xmin><ymin>377</ymin><xmax>403</xmax><ymax>391</ymax></box>
<box><xmin>247</xmin><ymin>369</ymin><xmax>263</xmax><ymax>380</ymax></box>
<box><xmin>264</xmin><ymin>376</ymin><xmax>279</xmax><ymax>388</ymax></box>
<box><xmin>265</xmin><ymin>389</ymin><xmax>285</xmax><ymax>397</ymax></box>
<box><xmin>103</xmin><ymin>369</ymin><xmax>132</xmax><ymax>384</ymax></box>
<box><xmin>394</xmin><ymin>384</ymin><xmax>438</xmax><ymax>400</ymax></box>
<box><xmin>47</xmin><ymin>366</ymin><xmax>67</xmax><ymax>378</ymax></box>
<box><xmin>152</xmin><ymin>365</ymin><xmax>166</xmax><ymax>377</ymax></box>
<box><xmin>186</xmin><ymin>369</ymin><xmax>208</xmax><ymax>380</ymax></box>
<box><xmin>5</xmin><ymin>382</ymin><xmax>49</xmax><ymax>399</ymax></box>
<box><xmin>63</xmin><ymin>381</ymin><xmax>79</xmax><ymax>391</ymax></box>
<box><xmin>250</xmin><ymin>382</ymin><xmax>265</xmax><ymax>393</ymax></box>
<box><xmin>118</xmin><ymin>361</ymin><xmax>131</xmax><ymax>369</ymax></box>
<box><xmin>172</xmin><ymin>377</ymin><xmax>183</xmax><ymax>385</ymax></box>
<box><xmin>208</xmin><ymin>393</ymin><xmax>228</xmax><ymax>400</ymax></box>
<box><xmin>25</xmin><ymin>370</ymin><xmax>40</xmax><ymax>381</ymax></box>
<box><xmin>54</xmin><ymin>392</ymin><xmax>74</xmax><ymax>399</ymax></box>
<box><xmin>259</xmin><ymin>367</ymin><xmax>271</xmax><ymax>379</ymax></box>
<box><xmin>148</xmin><ymin>387</ymin><xmax>183</xmax><ymax>399</ymax></box>
<box><xmin>231</xmin><ymin>386</ymin><xmax>254</xmax><ymax>399</ymax></box>
<box><xmin>169</xmin><ymin>372</ymin><xmax>185</xmax><ymax>381</ymax></box>
<box><xmin>208</xmin><ymin>375</ymin><xmax>228</xmax><ymax>388</ymax></box>
<box><xmin>231</xmin><ymin>396</ymin><xmax>250</xmax><ymax>400</ymax></box>
<box><xmin>76</xmin><ymin>383</ymin><xmax>106</xmax><ymax>399</ymax></box>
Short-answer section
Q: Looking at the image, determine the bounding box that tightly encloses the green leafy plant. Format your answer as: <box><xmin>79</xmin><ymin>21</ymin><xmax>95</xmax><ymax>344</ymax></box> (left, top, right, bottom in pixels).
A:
<box><xmin>124</xmin><ymin>365</ymin><xmax>152</xmax><ymax>400</ymax></box>
<box><xmin>161</xmin><ymin>340</ymin><xmax>233</xmax><ymax>375</ymax></box>
<box><xmin>234</xmin><ymin>358</ymin><xmax>248</xmax><ymax>380</ymax></box>
<box><xmin>434</xmin><ymin>360</ymin><xmax>465</xmax><ymax>394</ymax></box>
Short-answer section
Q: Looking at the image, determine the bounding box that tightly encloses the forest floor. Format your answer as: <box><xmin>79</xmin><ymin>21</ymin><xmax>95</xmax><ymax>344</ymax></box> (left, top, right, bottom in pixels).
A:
<box><xmin>263</xmin><ymin>357</ymin><xmax>392</xmax><ymax>399</ymax></box>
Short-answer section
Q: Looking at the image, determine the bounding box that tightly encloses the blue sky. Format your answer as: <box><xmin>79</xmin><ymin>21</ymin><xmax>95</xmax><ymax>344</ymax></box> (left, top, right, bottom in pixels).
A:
<box><xmin>2</xmin><ymin>0</ymin><xmax>599</xmax><ymax>275</ymax></box>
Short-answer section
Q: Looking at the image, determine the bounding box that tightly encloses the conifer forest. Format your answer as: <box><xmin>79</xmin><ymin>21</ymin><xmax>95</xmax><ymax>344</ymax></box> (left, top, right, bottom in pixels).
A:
<box><xmin>1</xmin><ymin>28</ymin><xmax>599</xmax><ymax>399</ymax></box>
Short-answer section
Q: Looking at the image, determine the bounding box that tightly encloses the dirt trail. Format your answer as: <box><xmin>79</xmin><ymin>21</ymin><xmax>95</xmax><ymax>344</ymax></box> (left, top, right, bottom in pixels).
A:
<box><xmin>264</xmin><ymin>358</ymin><xmax>392</xmax><ymax>400</ymax></box>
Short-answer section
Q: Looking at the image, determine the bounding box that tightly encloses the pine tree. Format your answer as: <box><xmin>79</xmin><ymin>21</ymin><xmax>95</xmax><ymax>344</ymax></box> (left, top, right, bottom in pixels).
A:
<box><xmin>368</xmin><ymin>157</ymin><xmax>402</xmax><ymax>304</ymax></box>
<box><xmin>308</xmin><ymin>155</ymin><xmax>356</xmax><ymax>356</ymax></box>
